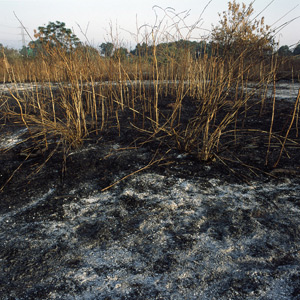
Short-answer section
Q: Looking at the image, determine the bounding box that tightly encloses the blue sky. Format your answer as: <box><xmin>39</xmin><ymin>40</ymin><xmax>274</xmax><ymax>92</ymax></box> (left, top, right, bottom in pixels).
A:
<box><xmin>0</xmin><ymin>0</ymin><xmax>299</xmax><ymax>49</ymax></box>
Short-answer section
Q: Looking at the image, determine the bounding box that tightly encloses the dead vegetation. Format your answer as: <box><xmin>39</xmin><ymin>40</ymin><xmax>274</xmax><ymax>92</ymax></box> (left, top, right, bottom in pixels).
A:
<box><xmin>0</xmin><ymin>2</ymin><xmax>300</xmax><ymax>191</ymax></box>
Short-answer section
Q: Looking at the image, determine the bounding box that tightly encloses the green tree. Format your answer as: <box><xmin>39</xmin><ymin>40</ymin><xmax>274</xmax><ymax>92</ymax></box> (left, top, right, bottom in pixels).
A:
<box><xmin>194</xmin><ymin>41</ymin><xmax>212</xmax><ymax>58</ymax></box>
<box><xmin>0</xmin><ymin>44</ymin><xmax>21</xmax><ymax>62</ymax></box>
<box><xmin>29</xmin><ymin>21</ymin><xmax>80</xmax><ymax>53</ymax></box>
<box><xmin>130</xmin><ymin>42</ymin><xmax>149</xmax><ymax>57</ymax></box>
<box><xmin>277</xmin><ymin>45</ymin><xmax>292</xmax><ymax>56</ymax></box>
<box><xmin>293</xmin><ymin>44</ymin><xmax>300</xmax><ymax>56</ymax></box>
<box><xmin>19</xmin><ymin>46</ymin><xmax>34</xmax><ymax>58</ymax></box>
<box><xmin>99</xmin><ymin>42</ymin><xmax>114</xmax><ymax>57</ymax></box>
<box><xmin>113</xmin><ymin>47</ymin><xmax>128</xmax><ymax>60</ymax></box>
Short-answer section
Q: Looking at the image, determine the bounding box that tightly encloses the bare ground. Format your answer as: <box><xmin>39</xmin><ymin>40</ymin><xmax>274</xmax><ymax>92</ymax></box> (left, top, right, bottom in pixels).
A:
<box><xmin>0</xmin><ymin>88</ymin><xmax>300</xmax><ymax>299</ymax></box>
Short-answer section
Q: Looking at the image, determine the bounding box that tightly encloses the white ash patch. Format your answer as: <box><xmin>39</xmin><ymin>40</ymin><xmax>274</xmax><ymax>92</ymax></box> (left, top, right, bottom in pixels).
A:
<box><xmin>0</xmin><ymin>127</ymin><xmax>28</xmax><ymax>150</ymax></box>
<box><xmin>1</xmin><ymin>171</ymin><xmax>300</xmax><ymax>299</ymax></box>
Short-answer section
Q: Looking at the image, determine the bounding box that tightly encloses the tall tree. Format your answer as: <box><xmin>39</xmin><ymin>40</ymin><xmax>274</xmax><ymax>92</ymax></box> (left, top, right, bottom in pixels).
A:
<box><xmin>99</xmin><ymin>42</ymin><xmax>114</xmax><ymax>57</ymax></box>
<box><xmin>112</xmin><ymin>47</ymin><xmax>129</xmax><ymax>61</ymax></box>
<box><xmin>293</xmin><ymin>44</ymin><xmax>300</xmax><ymax>56</ymax></box>
<box><xmin>277</xmin><ymin>45</ymin><xmax>292</xmax><ymax>56</ymax></box>
<box><xmin>130</xmin><ymin>43</ymin><xmax>149</xmax><ymax>57</ymax></box>
<box><xmin>29</xmin><ymin>21</ymin><xmax>80</xmax><ymax>53</ymax></box>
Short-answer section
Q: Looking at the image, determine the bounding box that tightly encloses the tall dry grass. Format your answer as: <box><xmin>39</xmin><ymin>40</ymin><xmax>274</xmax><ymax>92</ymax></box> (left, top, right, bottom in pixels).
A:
<box><xmin>0</xmin><ymin>6</ymin><xmax>299</xmax><ymax>188</ymax></box>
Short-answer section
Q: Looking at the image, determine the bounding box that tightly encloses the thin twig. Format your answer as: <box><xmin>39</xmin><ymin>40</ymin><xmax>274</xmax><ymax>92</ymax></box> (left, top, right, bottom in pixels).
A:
<box><xmin>101</xmin><ymin>148</ymin><xmax>169</xmax><ymax>192</ymax></box>
<box><xmin>274</xmin><ymin>88</ymin><xmax>300</xmax><ymax>167</ymax></box>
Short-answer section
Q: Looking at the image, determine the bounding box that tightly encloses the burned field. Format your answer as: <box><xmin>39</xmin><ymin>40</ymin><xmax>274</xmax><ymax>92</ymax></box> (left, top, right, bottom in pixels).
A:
<box><xmin>1</xmin><ymin>0</ymin><xmax>300</xmax><ymax>296</ymax></box>
<box><xmin>1</xmin><ymin>82</ymin><xmax>300</xmax><ymax>299</ymax></box>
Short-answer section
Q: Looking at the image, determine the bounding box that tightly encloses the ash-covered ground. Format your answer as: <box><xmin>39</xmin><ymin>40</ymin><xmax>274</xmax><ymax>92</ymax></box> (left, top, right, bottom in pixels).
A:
<box><xmin>1</xmin><ymin>82</ymin><xmax>300</xmax><ymax>299</ymax></box>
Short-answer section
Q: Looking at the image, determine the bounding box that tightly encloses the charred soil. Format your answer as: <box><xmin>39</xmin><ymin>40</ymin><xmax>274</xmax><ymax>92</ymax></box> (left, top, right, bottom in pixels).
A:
<box><xmin>0</xmin><ymin>87</ymin><xmax>300</xmax><ymax>299</ymax></box>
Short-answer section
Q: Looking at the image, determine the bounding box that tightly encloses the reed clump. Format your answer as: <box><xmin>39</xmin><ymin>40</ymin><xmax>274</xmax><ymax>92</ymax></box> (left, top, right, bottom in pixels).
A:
<box><xmin>0</xmin><ymin>1</ymin><xmax>299</xmax><ymax>186</ymax></box>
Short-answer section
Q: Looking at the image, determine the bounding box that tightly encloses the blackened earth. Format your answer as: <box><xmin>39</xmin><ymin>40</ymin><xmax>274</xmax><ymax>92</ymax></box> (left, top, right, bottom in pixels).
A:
<box><xmin>0</xmin><ymin>91</ymin><xmax>300</xmax><ymax>299</ymax></box>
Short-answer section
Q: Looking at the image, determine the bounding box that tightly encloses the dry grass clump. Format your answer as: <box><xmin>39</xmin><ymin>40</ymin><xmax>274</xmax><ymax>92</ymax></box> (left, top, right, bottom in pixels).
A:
<box><xmin>0</xmin><ymin>2</ymin><xmax>299</xmax><ymax>188</ymax></box>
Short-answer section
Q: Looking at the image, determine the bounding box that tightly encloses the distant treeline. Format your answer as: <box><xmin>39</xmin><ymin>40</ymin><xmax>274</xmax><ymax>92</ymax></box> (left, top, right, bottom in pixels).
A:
<box><xmin>277</xmin><ymin>44</ymin><xmax>300</xmax><ymax>56</ymax></box>
<box><xmin>1</xmin><ymin>40</ymin><xmax>299</xmax><ymax>64</ymax></box>
<box><xmin>99</xmin><ymin>40</ymin><xmax>212</xmax><ymax>59</ymax></box>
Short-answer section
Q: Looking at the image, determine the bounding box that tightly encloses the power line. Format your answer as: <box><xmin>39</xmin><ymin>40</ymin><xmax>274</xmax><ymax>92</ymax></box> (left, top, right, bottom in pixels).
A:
<box><xmin>0</xmin><ymin>31</ymin><xmax>19</xmax><ymax>35</ymax></box>
<box><xmin>0</xmin><ymin>24</ymin><xmax>18</xmax><ymax>29</ymax></box>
